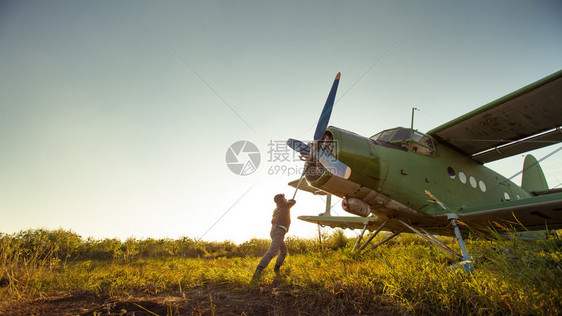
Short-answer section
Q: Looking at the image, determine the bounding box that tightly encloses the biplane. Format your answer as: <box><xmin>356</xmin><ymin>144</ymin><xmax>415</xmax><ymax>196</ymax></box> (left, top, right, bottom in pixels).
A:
<box><xmin>287</xmin><ymin>70</ymin><xmax>562</xmax><ymax>270</ymax></box>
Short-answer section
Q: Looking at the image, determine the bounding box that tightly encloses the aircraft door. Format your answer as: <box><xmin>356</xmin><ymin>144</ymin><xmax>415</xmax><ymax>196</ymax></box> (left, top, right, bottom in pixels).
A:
<box><xmin>369</xmin><ymin>141</ymin><xmax>389</xmax><ymax>190</ymax></box>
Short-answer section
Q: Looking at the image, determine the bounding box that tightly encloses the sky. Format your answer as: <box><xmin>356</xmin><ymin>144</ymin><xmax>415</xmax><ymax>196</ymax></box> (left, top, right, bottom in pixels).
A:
<box><xmin>1</xmin><ymin>1</ymin><xmax>561</xmax><ymax>243</ymax></box>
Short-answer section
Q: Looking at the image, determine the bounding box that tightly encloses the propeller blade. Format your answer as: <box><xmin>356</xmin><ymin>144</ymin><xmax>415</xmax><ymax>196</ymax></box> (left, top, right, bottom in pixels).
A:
<box><xmin>313</xmin><ymin>72</ymin><xmax>341</xmax><ymax>141</ymax></box>
<box><xmin>287</xmin><ymin>138</ymin><xmax>311</xmax><ymax>156</ymax></box>
<box><xmin>316</xmin><ymin>150</ymin><xmax>351</xmax><ymax>179</ymax></box>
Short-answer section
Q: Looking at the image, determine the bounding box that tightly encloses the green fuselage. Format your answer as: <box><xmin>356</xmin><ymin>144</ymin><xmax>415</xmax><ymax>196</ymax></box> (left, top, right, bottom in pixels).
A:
<box><xmin>304</xmin><ymin>126</ymin><xmax>537</xmax><ymax>232</ymax></box>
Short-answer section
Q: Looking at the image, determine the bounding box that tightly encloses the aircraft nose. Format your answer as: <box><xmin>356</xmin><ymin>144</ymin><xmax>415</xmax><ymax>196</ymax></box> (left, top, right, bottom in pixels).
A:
<box><xmin>330</xmin><ymin>127</ymin><xmax>383</xmax><ymax>186</ymax></box>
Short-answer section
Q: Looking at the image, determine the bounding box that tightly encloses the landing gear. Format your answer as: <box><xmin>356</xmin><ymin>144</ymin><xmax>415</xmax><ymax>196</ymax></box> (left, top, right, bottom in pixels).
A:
<box><xmin>447</xmin><ymin>214</ymin><xmax>473</xmax><ymax>272</ymax></box>
<box><xmin>352</xmin><ymin>220</ymin><xmax>373</xmax><ymax>251</ymax></box>
<box><xmin>398</xmin><ymin>220</ymin><xmax>461</xmax><ymax>259</ymax></box>
<box><xmin>399</xmin><ymin>215</ymin><xmax>473</xmax><ymax>272</ymax></box>
<box><xmin>353</xmin><ymin>218</ymin><xmax>404</xmax><ymax>251</ymax></box>
<box><xmin>369</xmin><ymin>228</ymin><xmax>404</xmax><ymax>251</ymax></box>
<box><xmin>353</xmin><ymin>218</ymin><xmax>389</xmax><ymax>251</ymax></box>
<box><xmin>353</xmin><ymin>214</ymin><xmax>473</xmax><ymax>272</ymax></box>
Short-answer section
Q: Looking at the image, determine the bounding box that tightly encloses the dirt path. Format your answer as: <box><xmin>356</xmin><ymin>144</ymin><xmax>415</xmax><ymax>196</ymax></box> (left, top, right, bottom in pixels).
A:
<box><xmin>0</xmin><ymin>288</ymin><xmax>399</xmax><ymax>315</ymax></box>
<box><xmin>1</xmin><ymin>291</ymin><xmax>265</xmax><ymax>315</ymax></box>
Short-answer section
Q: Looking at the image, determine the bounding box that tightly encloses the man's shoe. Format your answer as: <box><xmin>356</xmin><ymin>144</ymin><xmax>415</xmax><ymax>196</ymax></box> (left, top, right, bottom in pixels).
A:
<box><xmin>274</xmin><ymin>264</ymin><xmax>281</xmax><ymax>274</ymax></box>
<box><xmin>251</xmin><ymin>266</ymin><xmax>264</xmax><ymax>283</ymax></box>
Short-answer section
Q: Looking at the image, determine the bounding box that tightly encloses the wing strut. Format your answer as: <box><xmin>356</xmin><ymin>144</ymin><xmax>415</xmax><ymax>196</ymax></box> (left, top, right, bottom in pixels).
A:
<box><xmin>323</xmin><ymin>194</ymin><xmax>332</xmax><ymax>216</ymax></box>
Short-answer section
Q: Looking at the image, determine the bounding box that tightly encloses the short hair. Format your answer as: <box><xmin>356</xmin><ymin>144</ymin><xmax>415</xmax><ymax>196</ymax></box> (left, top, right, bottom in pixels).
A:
<box><xmin>274</xmin><ymin>194</ymin><xmax>285</xmax><ymax>204</ymax></box>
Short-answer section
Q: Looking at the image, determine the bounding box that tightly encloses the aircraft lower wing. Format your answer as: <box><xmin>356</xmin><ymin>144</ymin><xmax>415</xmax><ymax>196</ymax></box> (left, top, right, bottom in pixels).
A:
<box><xmin>297</xmin><ymin>215</ymin><xmax>379</xmax><ymax>230</ymax></box>
<box><xmin>299</xmin><ymin>192</ymin><xmax>562</xmax><ymax>237</ymax></box>
<box><xmin>298</xmin><ymin>214</ymin><xmax>456</xmax><ymax>236</ymax></box>
<box><xmin>288</xmin><ymin>178</ymin><xmax>328</xmax><ymax>195</ymax></box>
<box><xmin>458</xmin><ymin>192</ymin><xmax>562</xmax><ymax>232</ymax></box>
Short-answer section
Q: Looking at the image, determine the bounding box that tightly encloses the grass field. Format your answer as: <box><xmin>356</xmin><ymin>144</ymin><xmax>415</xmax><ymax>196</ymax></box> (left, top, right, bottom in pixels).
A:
<box><xmin>0</xmin><ymin>228</ymin><xmax>560</xmax><ymax>315</ymax></box>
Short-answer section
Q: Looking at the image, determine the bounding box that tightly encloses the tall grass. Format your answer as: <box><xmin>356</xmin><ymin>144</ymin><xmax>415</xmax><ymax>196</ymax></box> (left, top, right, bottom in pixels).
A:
<box><xmin>0</xmin><ymin>228</ymin><xmax>560</xmax><ymax>314</ymax></box>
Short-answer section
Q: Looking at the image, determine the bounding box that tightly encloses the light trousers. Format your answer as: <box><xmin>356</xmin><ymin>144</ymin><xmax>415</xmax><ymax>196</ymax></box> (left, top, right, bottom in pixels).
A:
<box><xmin>257</xmin><ymin>226</ymin><xmax>288</xmax><ymax>268</ymax></box>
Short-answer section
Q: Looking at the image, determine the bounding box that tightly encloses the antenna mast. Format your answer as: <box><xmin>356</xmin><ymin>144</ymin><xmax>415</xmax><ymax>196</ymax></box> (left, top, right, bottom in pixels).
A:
<box><xmin>411</xmin><ymin>107</ymin><xmax>419</xmax><ymax>130</ymax></box>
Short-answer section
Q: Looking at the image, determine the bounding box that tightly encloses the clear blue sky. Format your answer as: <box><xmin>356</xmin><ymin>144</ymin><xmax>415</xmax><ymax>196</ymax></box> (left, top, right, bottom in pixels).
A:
<box><xmin>1</xmin><ymin>1</ymin><xmax>561</xmax><ymax>242</ymax></box>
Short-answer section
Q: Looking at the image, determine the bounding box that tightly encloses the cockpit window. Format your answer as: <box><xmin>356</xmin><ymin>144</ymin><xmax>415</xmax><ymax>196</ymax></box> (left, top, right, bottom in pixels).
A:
<box><xmin>373</xmin><ymin>130</ymin><xmax>394</xmax><ymax>142</ymax></box>
<box><xmin>412</xmin><ymin>132</ymin><xmax>424</xmax><ymax>142</ymax></box>
<box><xmin>371</xmin><ymin>128</ymin><xmax>436</xmax><ymax>156</ymax></box>
<box><xmin>390</xmin><ymin>128</ymin><xmax>412</xmax><ymax>142</ymax></box>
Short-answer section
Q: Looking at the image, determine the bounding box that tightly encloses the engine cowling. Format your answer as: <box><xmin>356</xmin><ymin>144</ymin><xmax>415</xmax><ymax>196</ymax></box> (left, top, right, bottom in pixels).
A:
<box><xmin>341</xmin><ymin>198</ymin><xmax>371</xmax><ymax>217</ymax></box>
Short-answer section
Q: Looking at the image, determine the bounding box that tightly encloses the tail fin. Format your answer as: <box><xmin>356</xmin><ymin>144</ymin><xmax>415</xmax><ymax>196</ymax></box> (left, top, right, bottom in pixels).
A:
<box><xmin>521</xmin><ymin>154</ymin><xmax>548</xmax><ymax>193</ymax></box>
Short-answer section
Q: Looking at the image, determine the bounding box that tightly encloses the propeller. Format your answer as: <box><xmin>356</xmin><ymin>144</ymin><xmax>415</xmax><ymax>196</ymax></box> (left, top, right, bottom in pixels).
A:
<box><xmin>287</xmin><ymin>72</ymin><xmax>352</xmax><ymax>198</ymax></box>
<box><xmin>287</xmin><ymin>138</ymin><xmax>311</xmax><ymax>156</ymax></box>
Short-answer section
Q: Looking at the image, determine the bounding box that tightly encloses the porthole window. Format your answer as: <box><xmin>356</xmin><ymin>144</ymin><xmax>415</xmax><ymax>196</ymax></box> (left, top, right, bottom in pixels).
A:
<box><xmin>479</xmin><ymin>180</ymin><xmax>487</xmax><ymax>192</ymax></box>
<box><xmin>469</xmin><ymin>176</ymin><xmax>477</xmax><ymax>188</ymax></box>
<box><xmin>504</xmin><ymin>192</ymin><xmax>511</xmax><ymax>201</ymax></box>
<box><xmin>459</xmin><ymin>172</ymin><xmax>467</xmax><ymax>184</ymax></box>
<box><xmin>447</xmin><ymin>167</ymin><xmax>456</xmax><ymax>179</ymax></box>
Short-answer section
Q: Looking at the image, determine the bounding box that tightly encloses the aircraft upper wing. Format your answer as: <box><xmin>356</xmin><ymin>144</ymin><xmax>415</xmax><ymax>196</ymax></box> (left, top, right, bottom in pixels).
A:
<box><xmin>428</xmin><ymin>70</ymin><xmax>562</xmax><ymax>163</ymax></box>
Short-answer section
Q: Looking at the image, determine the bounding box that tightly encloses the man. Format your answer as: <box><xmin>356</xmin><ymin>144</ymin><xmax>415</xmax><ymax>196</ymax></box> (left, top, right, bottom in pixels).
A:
<box><xmin>252</xmin><ymin>193</ymin><xmax>296</xmax><ymax>280</ymax></box>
